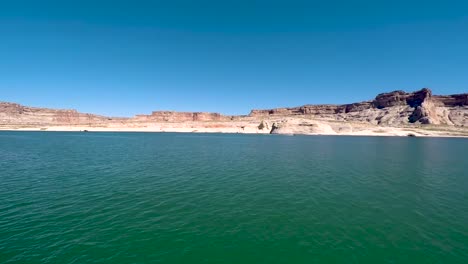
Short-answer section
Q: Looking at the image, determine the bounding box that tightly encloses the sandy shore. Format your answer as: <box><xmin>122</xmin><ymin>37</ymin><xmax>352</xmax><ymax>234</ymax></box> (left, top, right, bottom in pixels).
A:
<box><xmin>1</xmin><ymin>119</ymin><xmax>467</xmax><ymax>138</ymax></box>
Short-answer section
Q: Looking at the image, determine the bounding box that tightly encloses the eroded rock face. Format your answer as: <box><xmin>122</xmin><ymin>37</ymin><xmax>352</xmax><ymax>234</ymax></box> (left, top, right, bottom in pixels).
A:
<box><xmin>0</xmin><ymin>102</ymin><xmax>121</xmax><ymax>126</ymax></box>
<box><xmin>372</xmin><ymin>88</ymin><xmax>432</xmax><ymax>109</ymax></box>
<box><xmin>249</xmin><ymin>88</ymin><xmax>467</xmax><ymax>126</ymax></box>
<box><xmin>0</xmin><ymin>102</ymin><xmax>232</xmax><ymax>127</ymax></box>
<box><xmin>373</xmin><ymin>90</ymin><xmax>408</xmax><ymax>108</ymax></box>
<box><xmin>134</xmin><ymin>111</ymin><xmax>230</xmax><ymax>122</ymax></box>
<box><xmin>257</xmin><ymin>120</ymin><xmax>269</xmax><ymax>131</ymax></box>
<box><xmin>269</xmin><ymin>119</ymin><xmax>337</xmax><ymax>135</ymax></box>
<box><xmin>433</xmin><ymin>94</ymin><xmax>468</xmax><ymax>107</ymax></box>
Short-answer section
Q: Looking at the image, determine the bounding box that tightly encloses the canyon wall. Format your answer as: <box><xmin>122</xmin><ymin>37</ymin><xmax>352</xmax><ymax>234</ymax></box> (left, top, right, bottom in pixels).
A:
<box><xmin>134</xmin><ymin>111</ymin><xmax>232</xmax><ymax>122</ymax></box>
<box><xmin>1</xmin><ymin>88</ymin><xmax>467</xmax><ymax>128</ymax></box>
<box><xmin>0</xmin><ymin>103</ymin><xmax>230</xmax><ymax>126</ymax></box>
<box><xmin>249</xmin><ymin>88</ymin><xmax>468</xmax><ymax>126</ymax></box>
<box><xmin>0</xmin><ymin>102</ymin><xmax>125</xmax><ymax>126</ymax></box>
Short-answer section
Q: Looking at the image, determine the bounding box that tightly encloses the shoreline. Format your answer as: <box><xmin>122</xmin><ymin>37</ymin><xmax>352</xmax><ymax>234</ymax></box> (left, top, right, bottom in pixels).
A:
<box><xmin>1</xmin><ymin>125</ymin><xmax>467</xmax><ymax>138</ymax></box>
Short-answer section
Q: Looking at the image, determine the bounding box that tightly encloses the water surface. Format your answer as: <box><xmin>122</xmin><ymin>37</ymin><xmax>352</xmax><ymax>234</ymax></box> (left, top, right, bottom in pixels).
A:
<box><xmin>1</xmin><ymin>132</ymin><xmax>467</xmax><ymax>263</ymax></box>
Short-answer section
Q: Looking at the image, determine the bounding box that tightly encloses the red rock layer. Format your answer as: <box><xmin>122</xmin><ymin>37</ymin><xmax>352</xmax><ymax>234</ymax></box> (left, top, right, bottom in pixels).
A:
<box><xmin>135</xmin><ymin>111</ymin><xmax>231</xmax><ymax>122</ymax></box>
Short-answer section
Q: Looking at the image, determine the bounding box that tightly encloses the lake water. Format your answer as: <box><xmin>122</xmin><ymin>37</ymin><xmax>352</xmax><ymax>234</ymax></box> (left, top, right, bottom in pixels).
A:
<box><xmin>0</xmin><ymin>132</ymin><xmax>467</xmax><ymax>263</ymax></box>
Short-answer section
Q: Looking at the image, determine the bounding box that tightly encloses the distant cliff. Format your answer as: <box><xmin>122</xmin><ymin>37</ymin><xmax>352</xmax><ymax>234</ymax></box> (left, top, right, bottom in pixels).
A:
<box><xmin>1</xmin><ymin>88</ymin><xmax>467</xmax><ymax>128</ymax></box>
<box><xmin>249</xmin><ymin>88</ymin><xmax>468</xmax><ymax>126</ymax></box>
<box><xmin>0</xmin><ymin>102</ymin><xmax>231</xmax><ymax>126</ymax></box>
<box><xmin>0</xmin><ymin>102</ymin><xmax>119</xmax><ymax>126</ymax></box>
<box><xmin>134</xmin><ymin>111</ymin><xmax>232</xmax><ymax>122</ymax></box>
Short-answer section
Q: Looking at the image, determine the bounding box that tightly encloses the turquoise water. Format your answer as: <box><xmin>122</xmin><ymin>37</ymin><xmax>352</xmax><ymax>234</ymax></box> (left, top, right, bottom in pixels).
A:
<box><xmin>0</xmin><ymin>132</ymin><xmax>467</xmax><ymax>263</ymax></box>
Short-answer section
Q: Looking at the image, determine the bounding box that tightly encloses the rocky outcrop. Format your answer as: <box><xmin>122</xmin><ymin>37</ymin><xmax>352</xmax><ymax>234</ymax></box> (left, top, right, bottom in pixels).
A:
<box><xmin>249</xmin><ymin>102</ymin><xmax>376</xmax><ymax>117</ymax></box>
<box><xmin>249</xmin><ymin>88</ymin><xmax>467</xmax><ymax>126</ymax></box>
<box><xmin>433</xmin><ymin>93</ymin><xmax>468</xmax><ymax>107</ymax></box>
<box><xmin>269</xmin><ymin>119</ymin><xmax>337</xmax><ymax>135</ymax></box>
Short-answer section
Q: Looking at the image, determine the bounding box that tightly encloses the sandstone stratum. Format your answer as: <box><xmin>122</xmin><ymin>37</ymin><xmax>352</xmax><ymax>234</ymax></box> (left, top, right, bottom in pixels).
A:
<box><xmin>1</xmin><ymin>88</ymin><xmax>467</xmax><ymax>137</ymax></box>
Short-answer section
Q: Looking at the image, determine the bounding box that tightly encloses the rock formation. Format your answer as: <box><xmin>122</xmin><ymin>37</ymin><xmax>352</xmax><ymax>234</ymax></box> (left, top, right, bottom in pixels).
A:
<box><xmin>0</xmin><ymin>102</ymin><xmax>123</xmax><ymax>126</ymax></box>
<box><xmin>1</xmin><ymin>88</ymin><xmax>467</xmax><ymax>136</ymax></box>
<box><xmin>134</xmin><ymin>111</ymin><xmax>231</xmax><ymax>122</ymax></box>
<box><xmin>249</xmin><ymin>88</ymin><xmax>468</xmax><ymax>127</ymax></box>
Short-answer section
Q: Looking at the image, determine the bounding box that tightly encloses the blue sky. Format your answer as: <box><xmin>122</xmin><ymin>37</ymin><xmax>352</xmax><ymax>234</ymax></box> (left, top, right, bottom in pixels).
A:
<box><xmin>1</xmin><ymin>0</ymin><xmax>467</xmax><ymax>116</ymax></box>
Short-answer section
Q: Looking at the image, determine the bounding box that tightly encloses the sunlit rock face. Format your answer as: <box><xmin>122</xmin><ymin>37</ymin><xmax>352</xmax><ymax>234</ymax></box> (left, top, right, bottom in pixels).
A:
<box><xmin>135</xmin><ymin>111</ymin><xmax>231</xmax><ymax>122</ymax></box>
<box><xmin>249</xmin><ymin>88</ymin><xmax>468</xmax><ymax>126</ymax></box>
<box><xmin>0</xmin><ymin>102</ymin><xmax>121</xmax><ymax>126</ymax></box>
<box><xmin>1</xmin><ymin>88</ymin><xmax>467</xmax><ymax>129</ymax></box>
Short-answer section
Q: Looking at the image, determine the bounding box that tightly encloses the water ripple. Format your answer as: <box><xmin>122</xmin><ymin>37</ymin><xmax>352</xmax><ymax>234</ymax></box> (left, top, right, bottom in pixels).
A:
<box><xmin>0</xmin><ymin>132</ymin><xmax>467</xmax><ymax>263</ymax></box>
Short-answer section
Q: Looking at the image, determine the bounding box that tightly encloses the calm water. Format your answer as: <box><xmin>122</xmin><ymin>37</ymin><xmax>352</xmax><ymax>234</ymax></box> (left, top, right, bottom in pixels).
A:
<box><xmin>0</xmin><ymin>132</ymin><xmax>467</xmax><ymax>263</ymax></box>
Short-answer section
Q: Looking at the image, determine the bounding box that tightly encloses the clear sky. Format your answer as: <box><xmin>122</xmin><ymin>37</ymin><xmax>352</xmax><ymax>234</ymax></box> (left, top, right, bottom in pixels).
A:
<box><xmin>1</xmin><ymin>0</ymin><xmax>467</xmax><ymax>116</ymax></box>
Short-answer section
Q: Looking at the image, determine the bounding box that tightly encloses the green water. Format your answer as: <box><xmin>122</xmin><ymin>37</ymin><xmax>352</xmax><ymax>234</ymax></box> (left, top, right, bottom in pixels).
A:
<box><xmin>0</xmin><ymin>132</ymin><xmax>467</xmax><ymax>263</ymax></box>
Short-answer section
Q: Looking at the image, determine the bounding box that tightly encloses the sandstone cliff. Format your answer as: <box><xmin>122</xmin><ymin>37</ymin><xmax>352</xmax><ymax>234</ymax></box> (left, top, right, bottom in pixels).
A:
<box><xmin>249</xmin><ymin>88</ymin><xmax>468</xmax><ymax>127</ymax></box>
<box><xmin>0</xmin><ymin>103</ymin><xmax>230</xmax><ymax>126</ymax></box>
<box><xmin>1</xmin><ymin>88</ymin><xmax>467</xmax><ymax>137</ymax></box>
<box><xmin>134</xmin><ymin>111</ymin><xmax>232</xmax><ymax>122</ymax></box>
<box><xmin>0</xmin><ymin>102</ymin><xmax>123</xmax><ymax>126</ymax></box>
